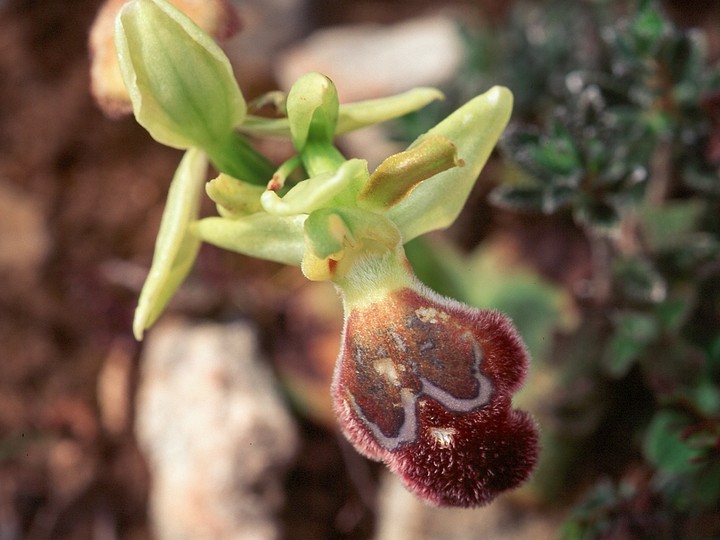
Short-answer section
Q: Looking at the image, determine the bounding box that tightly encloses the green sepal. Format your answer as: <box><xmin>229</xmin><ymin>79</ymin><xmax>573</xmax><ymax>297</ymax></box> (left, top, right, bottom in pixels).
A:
<box><xmin>359</xmin><ymin>135</ymin><xmax>462</xmax><ymax>210</ymax></box>
<box><xmin>386</xmin><ymin>86</ymin><xmax>513</xmax><ymax>242</ymax></box>
<box><xmin>191</xmin><ymin>213</ymin><xmax>307</xmax><ymax>266</ymax></box>
<box><xmin>261</xmin><ymin>159</ymin><xmax>368</xmax><ymax>216</ymax></box>
<box><xmin>133</xmin><ymin>148</ymin><xmax>208</xmax><ymax>340</ymax></box>
<box><xmin>115</xmin><ymin>0</ymin><xmax>245</xmax><ymax>150</ymax></box>
<box><xmin>206</xmin><ymin>173</ymin><xmax>265</xmax><ymax>218</ymax></box>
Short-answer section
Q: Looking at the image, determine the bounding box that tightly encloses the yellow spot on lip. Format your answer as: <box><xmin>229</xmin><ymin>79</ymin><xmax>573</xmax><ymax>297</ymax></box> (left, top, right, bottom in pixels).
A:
<box><xmin>415</xmin><ymin>307</ymin><xmax>449</xmax><ymax>324</ymax></box>
<box><xmin>429</xmin><ymin>426</ymin><xmax>456</xmax><ymax>448</ymax></box>
<box><xmin>374</xmin><ymin>357</ymin><xmax>400</xmax><ymax>385</ymax></box>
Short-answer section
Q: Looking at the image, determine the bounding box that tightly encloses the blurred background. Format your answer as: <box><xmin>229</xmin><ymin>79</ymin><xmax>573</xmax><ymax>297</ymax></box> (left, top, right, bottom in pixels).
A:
<box><xmin>1</xmin><ymin>0</ymin><xmax>719</xmax><ymax>538</ymax></box>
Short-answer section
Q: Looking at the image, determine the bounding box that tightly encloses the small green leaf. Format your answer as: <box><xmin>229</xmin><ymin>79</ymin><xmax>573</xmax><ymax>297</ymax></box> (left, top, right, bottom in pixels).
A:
<box><xmin>689</xmin><ymin>380</ymin><xmax>720</xmax><ymax>416</ymax></box>
<box><xmin>386</xmin><ymin>86</ymin><xmax>513</xmax><ymax>241</ymax></box>
<box><xmin>644</xmin><ymin>410</ymin><xmax>702</xmax><ymax>473</ymax></box>
<box><xmin>638</xmin><ymin>200</ymin><xmax>705</xmax><ymax>251</ymax></box>
<box><xmin>603</xmin><ymin>311</ymin><xmax>658</xmax><ymax>377</ymax></box>
<box><xmin>133</xmin><ymin>148</ymin><xmax>208</xmax><ymax>340</ymax></box>
<box><xmin>612</xmin><ymin>255</ymin><xmax>667</xmax><ymax>304</ymax></box>
<box><xmin>631</xmin><ymin>2</ymin><xmax>665</xmax><ymax>53</ymax></box>
<box><xmin>115</xmin><ymin>0</ymin><xmax>245</xmax><ymax>149</ymax></box>
<box><xmin>531</xmin><ymin>125</ymin><xmax>580</xmax><ymax>175</ymax></box>
<box><xmin>191</xmin><ymin>213</ymin><xmax>307</xmax><ymax>266</ymax></box>
<box><xmin>653</xmin><ymin>298</ymin><xmax>691</xmax><ymax>333</ymax></box>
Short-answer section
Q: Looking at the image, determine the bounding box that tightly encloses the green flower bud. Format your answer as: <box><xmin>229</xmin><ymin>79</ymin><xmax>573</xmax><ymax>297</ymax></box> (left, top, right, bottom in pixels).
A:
<box><xmin>115</xmin><ymin>0</ymin><xmax>245</xmax><ymax>150</ymax></box>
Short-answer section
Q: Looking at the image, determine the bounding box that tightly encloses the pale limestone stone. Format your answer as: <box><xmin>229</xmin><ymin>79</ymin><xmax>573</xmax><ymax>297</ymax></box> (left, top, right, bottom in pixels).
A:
<box><xmin>374</xmin><ymin>471</ymin><xmax>560</xmax><ymax>540</ymax></box>
<box><xmin>276</xmin><ymin>15</ymin><xmax>464</xmax><ymax>102</ymax></box>
<box><xmin>136</xmin><ymin>319</ymin><xmax>297</xmax><ymax>540</ymax></box>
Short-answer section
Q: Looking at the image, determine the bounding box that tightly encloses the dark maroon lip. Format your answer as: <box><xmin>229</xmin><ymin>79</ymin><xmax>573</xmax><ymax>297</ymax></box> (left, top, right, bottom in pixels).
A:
<box><xmin>332</xmin><ymin>285</ymin><xmax>539</xmax><ymax>507</ymax></box>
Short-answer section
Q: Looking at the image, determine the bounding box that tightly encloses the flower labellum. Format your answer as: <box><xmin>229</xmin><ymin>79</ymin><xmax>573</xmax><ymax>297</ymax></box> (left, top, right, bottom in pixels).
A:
<box><xmin>331</xmin><ymin>248</ymin><xmax>539</xmax><ymax>507</ymax></box>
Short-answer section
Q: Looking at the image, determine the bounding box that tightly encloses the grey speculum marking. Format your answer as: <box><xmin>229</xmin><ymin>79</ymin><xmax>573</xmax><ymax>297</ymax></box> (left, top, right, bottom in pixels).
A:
<box><xmin>349</xmin><ymin>336</ymin><xmax>494</xmax><ymax>452</ymax></box>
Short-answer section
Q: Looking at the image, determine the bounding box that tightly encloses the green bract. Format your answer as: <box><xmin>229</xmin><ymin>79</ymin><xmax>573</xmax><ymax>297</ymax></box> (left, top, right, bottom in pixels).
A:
<box><xmin>116</xmin><ymin>0</ymin><xmax>513</xmax><ymax>338</ymax></box>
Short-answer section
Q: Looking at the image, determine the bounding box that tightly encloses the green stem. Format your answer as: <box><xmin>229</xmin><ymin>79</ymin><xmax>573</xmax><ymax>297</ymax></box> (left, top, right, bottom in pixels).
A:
<box><xmin>301</xmin><ymin>141</ymin><xmax>346</xmax><ymax>177</ymax></box>
<box><xmin>336</xmin><ymin>247</ymin><xmax>414</xmax><ymax>308</ymax></box>
<box><xmin>206</xmin><ymin>132</ymin><xmax>275</xmax><ymax>185</ymax></box>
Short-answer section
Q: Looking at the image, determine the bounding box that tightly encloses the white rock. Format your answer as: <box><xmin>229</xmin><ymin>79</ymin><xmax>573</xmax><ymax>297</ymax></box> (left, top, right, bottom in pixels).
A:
<box><xmin>225</xmin><ymin>0</ymin><xmax>309</xmax><ymax>88</ymax></box>
<box><xmin>136</xmin><ymin>319</ymin><xmax>298</xmax><ymax>540</ymax></box>
<box><xmin>374</xmin><ymin>471</ymin><xmax>560</xmax><ymax>540</ymax></box>
<box><xmin>276</xmin><ymin>15</ymin><xmax>464</xmax><ymax>102</ymax></box>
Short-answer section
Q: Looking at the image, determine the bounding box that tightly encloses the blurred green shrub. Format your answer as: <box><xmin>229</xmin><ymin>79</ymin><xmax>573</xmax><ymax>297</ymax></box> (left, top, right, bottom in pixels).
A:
<box><xmin>397</xmin><ymin>0</ymin><xmax>720</xmax><ymax>536</ymax></box>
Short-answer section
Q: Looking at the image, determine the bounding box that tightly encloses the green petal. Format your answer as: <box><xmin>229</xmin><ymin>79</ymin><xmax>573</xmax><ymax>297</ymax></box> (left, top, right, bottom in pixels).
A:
<box><xmin>206</xmin><ymin>173</ymin><xmax>265</xmax><ymax>217</ymax></box>
<box><xmin>191</xmin><ymin>213</ymin><xmax>307</xmax><ymax>266</ymax></box>
<box><xmin>335</xmin><ymin>87</ymin><xmax>444</xmax><ymax>134</ymax></box>
<box><xmin>133</xmin><ymin>148</ymin><xmax>208</xmax><ymax>340</ymax></box>
<box><xmin>261</xmin><ymin>159</ymin><xmax>368</xmax><ymax>216</ymax></box>
<box><xmin>239</xmin><ymin>87</ymin><xmax>444</xmax><ymax>138</ymax></box>
<box><xmin>386</xmin><ymin>86</ymin><xmax>513</xmax><ymax>242</ymax></box>
<box><xmin>115</xmin><ymin>0</ymin><xmax>245</xmax><ymax>149</ymax></box>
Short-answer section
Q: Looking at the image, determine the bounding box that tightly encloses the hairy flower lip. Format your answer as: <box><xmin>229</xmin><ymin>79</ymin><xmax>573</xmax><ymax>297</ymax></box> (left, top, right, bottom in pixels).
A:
<box><xmin>390</xmin><ymin>396</ymin><xmax>539</xmax><ymax>507</ymax></box>
<box><xmin>332</xmin><ymin>276</ymin><xmax>540</xmax><ymax>507</ymax></box>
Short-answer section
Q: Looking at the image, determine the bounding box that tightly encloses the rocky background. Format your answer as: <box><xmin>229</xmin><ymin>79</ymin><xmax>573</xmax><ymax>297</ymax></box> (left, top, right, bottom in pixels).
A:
<box><xmin>2</xmin><ymin>0</ymin><xmax>715</xmax><ymax>539</ymax></box>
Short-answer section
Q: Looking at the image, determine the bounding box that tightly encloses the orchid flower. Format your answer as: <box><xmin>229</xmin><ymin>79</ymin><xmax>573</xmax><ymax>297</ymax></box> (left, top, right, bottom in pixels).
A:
<box><xmin>115</xmin><ymin>0</ymin><xmax>539</xmax><ymax>507</ymax></box>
